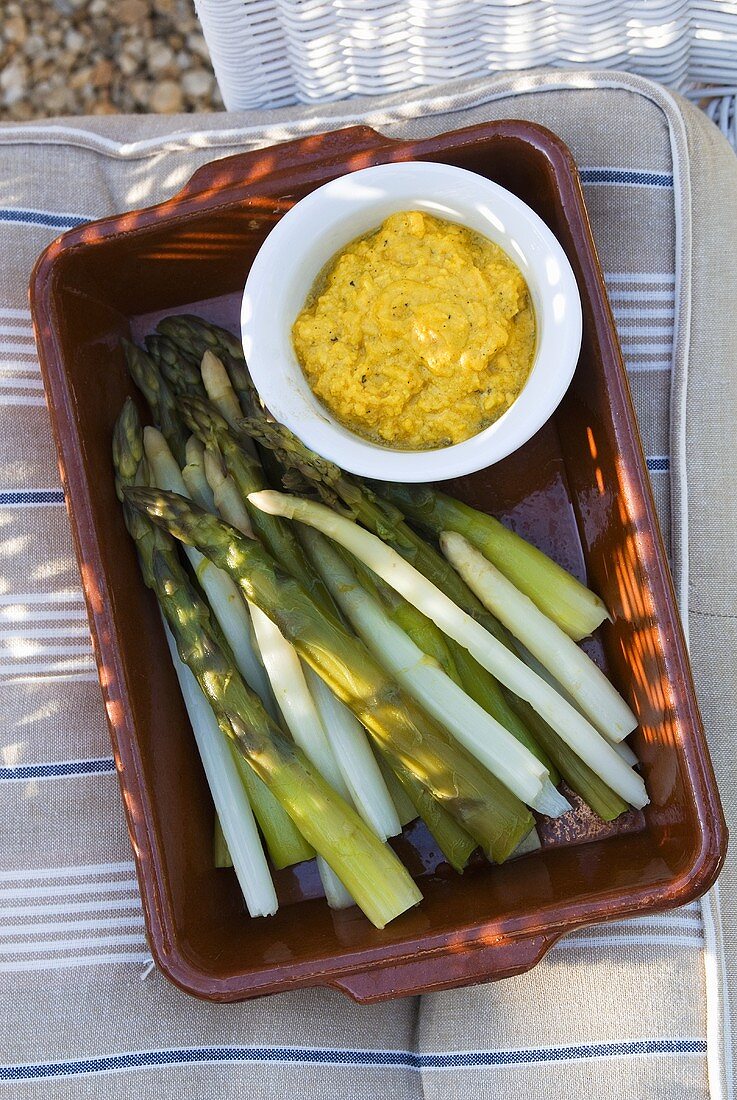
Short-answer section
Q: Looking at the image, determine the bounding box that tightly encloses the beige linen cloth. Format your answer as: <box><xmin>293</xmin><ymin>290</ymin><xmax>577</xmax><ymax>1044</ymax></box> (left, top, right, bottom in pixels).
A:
<box><xmin>0</xmin><ymin>71</ymin><xmax>734</xmax><ymax>1099</ymax></box>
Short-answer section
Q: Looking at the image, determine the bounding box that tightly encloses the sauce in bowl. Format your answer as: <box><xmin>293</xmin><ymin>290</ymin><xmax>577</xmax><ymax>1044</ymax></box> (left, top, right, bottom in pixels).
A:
<box><xmin>292</xmin><ymin>210</ymin><xmax>536</xmax><ymax>450</ymax></box>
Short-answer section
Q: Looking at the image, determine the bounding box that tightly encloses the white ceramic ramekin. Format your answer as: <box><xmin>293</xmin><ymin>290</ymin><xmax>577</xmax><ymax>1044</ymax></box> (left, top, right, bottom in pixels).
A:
<box><xmin>241</xmin><ymin>161</ymin><xmax>582</xmax><ymax>482</ymax></box>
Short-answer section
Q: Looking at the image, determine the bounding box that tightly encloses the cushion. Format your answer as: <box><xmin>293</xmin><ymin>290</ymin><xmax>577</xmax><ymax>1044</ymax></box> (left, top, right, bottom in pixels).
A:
<box><xmin>0</xmin><ymin>69</ymin><xmax>733</xmax><ymax>1100</ymax></box>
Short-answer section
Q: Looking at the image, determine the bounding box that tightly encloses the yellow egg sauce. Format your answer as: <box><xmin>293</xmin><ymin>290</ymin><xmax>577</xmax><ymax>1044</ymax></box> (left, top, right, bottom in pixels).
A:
<box><xmin>292</xmin><ymin>210</ymin><xmax>536</xmax><ymax>450</ymax></box>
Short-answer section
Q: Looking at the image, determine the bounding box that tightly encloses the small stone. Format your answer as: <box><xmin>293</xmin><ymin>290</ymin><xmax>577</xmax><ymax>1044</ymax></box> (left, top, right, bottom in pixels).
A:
<box><xmin>5</xmin><ymin>15</ymin><xmax>27</xmax><ymax>44</ymax></box>
<box><xmin>187</xmin><ymin>33</ymin><xmax>210</xmax><ymax>60</ymax></box>
<box><xmin>65</xmin><ymin>28</ymin><xmax>85</xmax><ymax>53</ymax></box>
<box><xmin>150</xmin><ymin>79</ymin><xmax>183</xmax><ymax>113</ymax></box>
<box><xmin>182</xmin><ymin>67</ymin><xmax>213</xmax><ymax>99</ymax></box>
<box><xmin>0</xmin><ymin>59</ymin><xmax>27</xmax><ymax>105</ymax></box>
<box><xmin>92</xmin><ymin>97</ymin><xmax>119</xmax><ymax>115</ymax></box>
<box><xmin>119</xmin><ymin>52</ymin><xmax>139</xmax><ymax>76</ymax></box>
<box><xmin>69</xmin><ymin>65</ymin><xmax>92</xmax><ymax>90</ymax></box>
<box><xmin>45</xmin><ymin>85</ymin><xmax>73</xmax><ymax>112</ymax></box>
<box><xmin>147</xmin><ymin>43</ymin><xmax>174</xmax><ymax>72</ymax></box>
<box><xmin>124</xmin><ymin>37</ymin><xmax>145</xmax><ymax>59</ymax></box>
<box><xmin>130</xmin><ymin>78</ymin><xmax>151</xmax><ymax>104</ymax></box>
<box><xmin>24</xmin><ymin>32</ymin><xmax>45</xmax><ymax>58</ymax></box>
<box><xmin>90</xmin><ymin>58</ymin><xmax>114</xmax><ymax>86</ymax></box>
<box><xmin>90</xmin><ymin>0</ymin><xmax>107</xmax><ymax>12</ymax></box>
<box><xmin>117</xmin><ymin>0</ymin><xmax>148</xmax><ymax>25</ymax></box>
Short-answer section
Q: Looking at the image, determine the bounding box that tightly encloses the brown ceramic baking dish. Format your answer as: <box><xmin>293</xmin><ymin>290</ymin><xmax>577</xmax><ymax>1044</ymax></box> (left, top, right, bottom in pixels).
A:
<box><xmin>30</xmin><ymin>120</ymin><xmax>727</xmax><ymax>1003</ymax></box>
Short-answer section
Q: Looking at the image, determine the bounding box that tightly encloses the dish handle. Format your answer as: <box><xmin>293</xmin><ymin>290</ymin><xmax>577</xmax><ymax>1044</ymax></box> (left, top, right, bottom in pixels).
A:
<box><xmin>173</xmin><ymin>125</ymin><xmax>395</xmax><ymax>201</ymax></box>
<box><xmin>329</xmin><ymin>933</ymin><xmax>557</xmax><ymax>1003</ymax></box>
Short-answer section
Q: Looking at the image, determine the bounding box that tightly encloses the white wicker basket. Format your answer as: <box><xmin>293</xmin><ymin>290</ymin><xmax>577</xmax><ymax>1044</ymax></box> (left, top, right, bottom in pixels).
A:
<box><xmin>193</xmin><ymin>0</ymin><xmax>737</xmax><ymax>144</ymax></box>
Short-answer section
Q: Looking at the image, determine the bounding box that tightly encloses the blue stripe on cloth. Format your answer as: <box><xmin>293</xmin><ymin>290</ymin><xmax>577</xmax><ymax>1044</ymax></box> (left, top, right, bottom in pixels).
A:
<box><xmin>0</xmin><ymin>490</ymin><xmax>64</xmax><ymax>506</ymax></box>
<box><xmin>579</xmin><ymin>169</ymin><xmax>673</xmax><ymax>188</ymax></box>
<box><xmin>0</xmin><ymin>210</ymin><xmax>89</xmax><ymax>230</ymax></box>
<box><xmin>0</xmin><ymin>758</ymin><xmax>115</xmax><ymax>781</ymax></box>
<box><xmin>0</xmin><ymin>1039</ymin><xmax>707</xmax><ymax>1080</ymax></box>
<box><xmin>646</xmin><ymin>456</ymin><xmax>670</xmax><ymax>472</ymax></box>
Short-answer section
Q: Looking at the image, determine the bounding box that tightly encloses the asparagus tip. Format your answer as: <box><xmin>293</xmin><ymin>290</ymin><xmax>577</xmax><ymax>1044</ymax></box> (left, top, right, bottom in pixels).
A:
<box><xmin>247</xmin><ymin>489</ymin><xmax>288</xmax><ymax>517</ymax></box>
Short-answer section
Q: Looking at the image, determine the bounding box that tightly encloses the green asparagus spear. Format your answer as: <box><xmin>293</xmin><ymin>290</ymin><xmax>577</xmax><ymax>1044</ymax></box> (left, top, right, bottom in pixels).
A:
<box><xmin>387</xmin><ymin>760</ymin><xmax>477</xmax><ymax>874</ymax></box>
<box><xmin>146</xmin><ymin>334</ymin><xmax>207</xmax><ymax>399</ymax></box>
<box><xmin>125</xmin><ymin>487</ymin><xmax>535</xmax><ymax>863</ymax></box>
<box><xmin>178</xmin><ymin>395</ymin><xmax>336</xmax><ymax>616</ymax></box>
<box><xmin>122</xmin><ymin>339</ymin><xmax>188</xmax><ymax>466</ymax></box>
<box><xmin>113</xmin><ymin>399</ymin><xmax>313</xmax><ymax>870</ymax></box>
<box><xmin>379</xmin><ymin>482</ymin><xmax>610</xmax><ymax>640</ymax></box>
<box><xmin>150</xmin><ymin>546</ymin><xmax>421</xmax><ymax>927</ymax></box>
<box><xmin>331</xmin><ymin>547</ymin><xmax>556</xmax><ymax>777</ymax></box>
<box><xmin>213</xmin><ymin>814</ymin><xmax>234</xmax><ymax>868</ymax></box>
<box><xmin>157</xmin><ymin>314</ymin><xmax>244</xmax><ymax>363</ymax></box>
<box><xmin>242</xmin><ymin>413</ymin><xmax>508</xmax><ymax>633</ymax></box>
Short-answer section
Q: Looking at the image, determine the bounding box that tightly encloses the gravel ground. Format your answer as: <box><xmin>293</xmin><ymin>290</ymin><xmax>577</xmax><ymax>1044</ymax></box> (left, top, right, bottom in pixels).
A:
<box><xmin>1</xmin><ymin>0</ymin><xmax>223</xmax><ymax>121</ymax></box>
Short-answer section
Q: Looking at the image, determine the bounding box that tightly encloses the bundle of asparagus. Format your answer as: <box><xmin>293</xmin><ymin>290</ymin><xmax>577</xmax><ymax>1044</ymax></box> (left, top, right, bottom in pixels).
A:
<box><xmin>113</xmin><ymin>314</ymin><xmax>646</xmax><ymax>930</ymax></box>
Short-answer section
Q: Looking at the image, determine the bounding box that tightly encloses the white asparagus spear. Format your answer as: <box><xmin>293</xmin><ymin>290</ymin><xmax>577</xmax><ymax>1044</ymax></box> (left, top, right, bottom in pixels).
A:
<box><xmin>144</xmin><ymin>427</ymin><xmax>277</xmax><ymax>716</ymax></box>
<box><xmin>514</xmin><ymin>640</ymin><xmax>640</xmax><ymax>767</ymax></box>
<box><xmin>300</xmin><ymin>527</ymin><xmax>571</xmax><ymax>816</ymax></box>
<box><xmin>163</xmin><ymin>623</ymin><xmax>277</xmax><ymax>917</ymax></box>
<box><xmin>440</xmin><ymin>531</ymin><xmax>638</xmax><ymax>742</ymax></box>
<box><xmin>248</xmin><ymin>490</ymin><xmax>648</xmax><ymax>810</ymax></box>
<box><xmin>207</xmin><ymin>456</ymin><xmax>401</xmax><ymax>841</ymax></box>
<box><xmin>200</xmin><ymin>448</ymin><xmax>354</xmax><ymax>908</ymax></box>
<box><xmin>248</xmin><ymin>600</ymin><xmax>354</xmax><ymax>910</ymax></box>
<box><xmin>201</xmin><ymin>349</ymin><xmax>248</xmax><ymax>433</ymax></box>
<box><xmin>181</xmin><ymin>435</ymin><xmax>215</xmax><ymax>512</ymax></box>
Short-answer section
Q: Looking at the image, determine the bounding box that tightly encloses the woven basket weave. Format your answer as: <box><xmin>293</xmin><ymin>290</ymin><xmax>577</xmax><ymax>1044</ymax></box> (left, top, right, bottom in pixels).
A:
<box><xmin>193</xmin><ymin>0</ymin><xmax>737</xmax><ymax>146</ymax></box>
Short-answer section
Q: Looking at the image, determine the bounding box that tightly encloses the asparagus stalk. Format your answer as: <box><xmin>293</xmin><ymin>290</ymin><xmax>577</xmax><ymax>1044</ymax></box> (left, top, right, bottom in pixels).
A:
<box><xmin>301</xmin><ymin>666</ymin><xmax>402</xmax><ymax>841</ymax></box>
<box><xmin>374</xmin><ymin>752</ymin><xmax>418</xmax><ymax>827</ymax></box>
<box><xmin>213</xmin><ymin>815</ymin><xmax>233</xmax><ymax>869</ymax></box>
<box><xmin>157</xmin><ymin>314</ymin><xmax>243</xmax><ymax>363</ymax></box>
<box><xmin>151</xmin><ymin>549</ymin><xmax>421</xmax><ymax>927</ymax></box>
<box><xmin>201</xmin><ymin>349</ymin><xmax>249</xmax><ymax>434</ymax></box>
<box><xmin>145</xmin><ymin>334</ymin><xmax>206</xmax><ymax>399</ymax></box>
<box><xmin>299</xmin><ymin>527</ymin><xmax>570</xmax><ymax>817</ymax></box>
<box><xmin>144</xmin><ymin>426</ymin><xmax>278</xmax><ymax>720</ymax></box>
<box><xmin>226</xmin><ymin>747</ymin><xmax>313</xmax><ymax>869</ymax></box>
<box><xmin>180</xmin><ymin>396</ymin><xmax>336</xmax><ymax>616</ymax></box>
<box><xmin>182</xmin><ymin>436</ymin><xmax>216</xmax><ymax>512</ymax></box>
<box><xmin>513</xmin><ymin>640</ymin><xmax>640</xmax><ymax>767</ymax></box>
<box><xmin>163</xmin><ymin>622</ymin><xmax>277</xmax><ymax>914</ymax></box>
<box><xmin>122</xmin><ymin>340</ymin><xmax>188</xmax><ymax>466</ymax></box>
<box><xmin>441</xmin><ymin>532</ymin><xmax>637</xmax><ymax>742</ymax></box>
<box><xmin>112</xmin><ymin>401</ymin><xmax>304</xmax><ymax>890</ymax></box>
<box><xmin>388</xmin><ymin>762</ymin><xmax>477</xmax><ymax>873</ymax></box>
<box><xmin>342</xmin><ymin>549</ymin><xmax>557</xmax><ymax>779</ymax></box>
<box><xmin>345</xmin><ymin>552</ymin><xmax>461</xmax><ymax>683</ymax></box>
<box><xmin>205</xmin><ymin>450</ymin><xmax>401</xmax><ymax>841</ymax></box>
<box><xmin>125</xmin><ymin>487</ymin><xmax>536</xmax><ymax>862</ymax></box>
<box><xmin>250</xmin><ymin>491</ymin><xmax>649</xmax><ymax>811</ymax></box>
<box><xmin>379</xmin><ymin>482</ymin><xmax>610</xmax><ymax>640</ymax></box>
<box><xmin>247</xmin><ymin>604</ymin><xmax>355</xmax><ymax>909</ymax></box>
